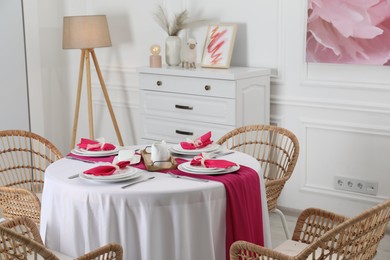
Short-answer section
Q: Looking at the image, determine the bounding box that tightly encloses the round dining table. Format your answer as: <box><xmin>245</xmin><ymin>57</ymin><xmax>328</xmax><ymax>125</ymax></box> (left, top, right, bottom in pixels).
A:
<box><xmin>40</xmin><ymin>149</ymin><xmax>271</xmax><ymax>260</ymax></box>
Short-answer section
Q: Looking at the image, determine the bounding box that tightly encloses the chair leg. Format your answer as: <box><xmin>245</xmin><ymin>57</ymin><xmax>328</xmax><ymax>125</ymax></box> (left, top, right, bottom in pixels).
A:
<box><xmin>274</xmin><ymin>208</ymin><xmax>291</xmax><ymax>239</ymax></box>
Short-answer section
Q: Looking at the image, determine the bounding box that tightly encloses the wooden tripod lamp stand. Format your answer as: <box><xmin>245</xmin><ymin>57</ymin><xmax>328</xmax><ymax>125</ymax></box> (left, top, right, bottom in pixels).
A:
<box><xmin>63</xmin><ymin>15</ymin><xmax>124</xmax><ymax>148</ymax></box>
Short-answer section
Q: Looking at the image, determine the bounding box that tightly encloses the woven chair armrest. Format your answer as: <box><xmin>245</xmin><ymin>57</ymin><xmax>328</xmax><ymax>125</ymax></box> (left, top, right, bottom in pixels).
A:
<box><xmin>292</xmin><ymin>208</ymin><xmax>348</xmax><ymax>243</ymax></box>
<box><xmin>265</xmin><ymin>177</ymin><xmax>287</xmax><ymax>188</ymax></box>
<box><xmin>230</xmin><ymin>240</ymin><xmax>295</xmax><ymax>260</ymax></box>
<box><xmin>0</xmin><ymin>216</ymin><xmax>43</xmax><ymax>244</ymax></box>
<box><xmin>75</xmin><ymin>243</ymin><xmax>123</xmax><ymax>260</ymax></box>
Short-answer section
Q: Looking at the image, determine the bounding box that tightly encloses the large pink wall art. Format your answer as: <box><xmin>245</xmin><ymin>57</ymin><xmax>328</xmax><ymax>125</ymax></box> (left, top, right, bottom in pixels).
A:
<box><xmin>306</xmin><ymin>0</ymin><xmax>390</xmax><ymax>65</ymax></box>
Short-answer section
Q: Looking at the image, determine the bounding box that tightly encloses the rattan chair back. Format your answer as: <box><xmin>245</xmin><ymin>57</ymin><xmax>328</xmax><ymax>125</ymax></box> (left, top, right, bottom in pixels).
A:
<box><xmin>216</xmin><ymin>125</ymin><xmax>299</xmax><ymax>212</ymax></box>
<box><xmin>230</xmin><ymin>198</ymin><xmax>390</xmax><ymax>260</ymax></box>
<box><xmin>298</xmin><ymin>198</ymin><xmax>390</xmax><ymax>259</ymax></box>
<box><xmin>0</xmin><ymin>130</ymin><xmax>62</xmax><ymax>193</ymax></box>
<box><xmin>0</xmin><ymin>216</ymin><xmax>123</xmax><ymax>260</ymax></box>
<box><xmin>0</xmin><ymin>186</ymin><xmax>41</xmax><ymax>225</ymax></box>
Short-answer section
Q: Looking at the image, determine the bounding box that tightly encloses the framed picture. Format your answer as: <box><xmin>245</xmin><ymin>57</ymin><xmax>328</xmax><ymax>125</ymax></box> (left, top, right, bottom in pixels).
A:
<box><xmin>201</xmin><ymin>24</ymin><xmax>237</xmax><ymax>68</ymax></box>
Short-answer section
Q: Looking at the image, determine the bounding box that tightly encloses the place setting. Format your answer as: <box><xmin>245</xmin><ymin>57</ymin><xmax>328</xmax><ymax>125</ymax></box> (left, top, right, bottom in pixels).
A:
<box><xmin>169</xmin><ymin>131</ymin><xmax>222</xmax><ymax>156</ymax></box>
<box><xmin>69</xmin><ymin>137</ymin><xmax>120</xmax><ymax>157</ymax></box>
<box><xmin>66</xmin><ymin>137</ymin><xmax>135</xmax><ymax>164</ymax></box>
<box><xmin>170</xmin><ymin>131</ymin><xmax>240</xmax><ymax>175</ymax></box>
<box><xmin>178</xmin><ymin>153</ymin><xmax>240</xmax><ymax>175</ymax></box>
<box><xmin>67</xmin><ymin>140</ymin><xmax>152</xmax><ymax>187</ymax></box>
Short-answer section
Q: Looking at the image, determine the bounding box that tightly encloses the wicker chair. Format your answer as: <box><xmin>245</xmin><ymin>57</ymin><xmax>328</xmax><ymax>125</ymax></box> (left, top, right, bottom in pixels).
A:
<box><xmin>0</xmin><ymin>216</ymin><xmax>123</xmax><ymax>259</ymax></box>
<box><xmin>0</xmin><ymin>130</ymin><xmax>62</xmax><ymax>225</ymax></box>
<box><xmin>0</xmin><ymin>186</ymin><xmax>41</xmax><ymax>225</ymax></box>
<box><xmin>0</xmin><ymin>129</ymin><xmax>62</xmax><ymax>193</ymax></box>
<box><xmin>230</xmin><ymin>198</ymin><xmax>390</xmax><ymax>259</ymax></box>
<box><xmin>217</xmin><ymin>125</ymin><xmax>299</xmax><ymax>238</ymax></box>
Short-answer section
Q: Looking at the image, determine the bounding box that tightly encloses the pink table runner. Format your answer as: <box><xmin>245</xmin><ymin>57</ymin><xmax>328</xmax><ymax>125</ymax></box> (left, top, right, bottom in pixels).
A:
<box><xmin>134</xmin><ymin>158</ymin><xmax>264</xmax><ymax>259</ymax></box>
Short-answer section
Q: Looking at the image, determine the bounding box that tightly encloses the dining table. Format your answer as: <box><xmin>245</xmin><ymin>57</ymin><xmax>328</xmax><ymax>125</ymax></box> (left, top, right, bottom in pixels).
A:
<box><xmin>39</xmin><ymin>145</ymin><xmax>271</xmax><ymax>260</ymax></box>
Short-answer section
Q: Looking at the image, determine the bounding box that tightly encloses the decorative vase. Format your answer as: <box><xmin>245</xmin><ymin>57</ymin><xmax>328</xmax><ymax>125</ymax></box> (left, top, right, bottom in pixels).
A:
<box><xmin>165</xmin><ymin>36</ymin><xmax>182</xmax><ymax>66</ymax></box>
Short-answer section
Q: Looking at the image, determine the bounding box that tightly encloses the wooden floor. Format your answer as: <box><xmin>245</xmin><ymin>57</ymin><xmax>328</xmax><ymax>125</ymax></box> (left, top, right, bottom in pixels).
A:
<box><xmin>269</xmin><ymin>211</ymin><xmax>390</xmax><ymax>259</ymax></box>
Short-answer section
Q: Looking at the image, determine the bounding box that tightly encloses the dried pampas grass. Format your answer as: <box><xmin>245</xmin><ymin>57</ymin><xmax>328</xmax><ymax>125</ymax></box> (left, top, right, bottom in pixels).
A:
<box><xmin>153</xmin><ymin>5</ymin><xmax>206</xmax><ymax>36</ymax></box>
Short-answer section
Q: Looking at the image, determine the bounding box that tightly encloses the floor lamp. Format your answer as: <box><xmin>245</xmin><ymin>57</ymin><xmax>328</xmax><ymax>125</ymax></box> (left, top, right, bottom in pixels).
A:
<box><xmin>63</xmin><ymin>15</ymin><xmax>124</xmax><ymax>148</ymax></box>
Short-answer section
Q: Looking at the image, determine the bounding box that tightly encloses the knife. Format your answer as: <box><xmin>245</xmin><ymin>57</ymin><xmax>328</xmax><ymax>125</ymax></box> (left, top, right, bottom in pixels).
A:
<box><xmin>121</xmin><ymin>176</ymin><xmax>155</xmax><ymax>189</ymax></box>
<box><xmin>65</xmin><ymin>155</ymin><xmax>97</xmax><ymax>164</ymax></box>
<box><xmin>167</xmin><ymin>172</ymin><xmax>209</xmax><ymax>182</ymax></box>
<box><xmin>68</xmin><ymin>173</ymin><xmax>80</xmax><ymax>179</ymax></box>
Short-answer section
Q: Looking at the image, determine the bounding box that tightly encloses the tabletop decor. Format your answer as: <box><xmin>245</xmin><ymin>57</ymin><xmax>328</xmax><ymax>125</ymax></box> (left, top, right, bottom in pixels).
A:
<box><xmin>141</xmin><ymin>148</ymin><xmax>177</xmax><ymax>171</ymax></box>
<box><xmin>149</xmin><ymin>44</ymin><xmax>162</xmax><ymax>68</ymax></box>
<box><xmin>201</xmin><ymin>23</ymin><xmax>237</xmax><ymax>68</ymax></box>
<box><xmin>63</xmin><ymin>15</ymin><xmax>124</xmax><ymax>148</ymax></box>
<box><xmin>153</xmin><ymin>5</ymin><xmax>206</xmax><ymax>66</ymax></box>
<box><xmin>180</xmin><ymin>38</ymin><xmax>197</xmax><ymax>69</ymax></box>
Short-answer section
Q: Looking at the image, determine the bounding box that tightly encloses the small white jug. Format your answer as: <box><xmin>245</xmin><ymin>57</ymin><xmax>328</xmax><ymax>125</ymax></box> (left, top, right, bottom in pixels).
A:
<box><xmin>151</xmin><ymin>140</ymin><xmax>170</xmax><ymax>164</ymax></box>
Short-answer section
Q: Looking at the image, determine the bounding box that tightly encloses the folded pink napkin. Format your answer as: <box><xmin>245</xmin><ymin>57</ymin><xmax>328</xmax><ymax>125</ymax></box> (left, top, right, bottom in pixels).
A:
<box><xmin>190</xmin><ymin>154</ymin><xmax>237</xmax><ymax>169</ymax></box>
<box><xmin>83</xmin><ymin>161</ymin><xmax>130</xmax><ymax>176</ymax></box>
<box><xmin>180</xmin><ymin>131</ymin><xmax>213</xmax><ymax>150</ymax></box>
<box><xmin>77</xmin><ymin>138</ymin><xmax>116</xmax><ymax>151</ymax></box>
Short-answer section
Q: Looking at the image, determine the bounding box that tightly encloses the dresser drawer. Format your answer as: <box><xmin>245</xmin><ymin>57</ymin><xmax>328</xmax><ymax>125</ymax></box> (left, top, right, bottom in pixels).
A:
<box><xmin>140</xmin><ymin>90</ymin><xmax>236</xmax><ymax>125</ymax></box>
<box><xmin>140</xmin><ymin>115</ymin><xmax>234</xmax><ymax>144</ymax></box>
<box><xmin>139</xmin><ymin>74</ymin><xmax>236</xmax><ymax>98</ymax></box>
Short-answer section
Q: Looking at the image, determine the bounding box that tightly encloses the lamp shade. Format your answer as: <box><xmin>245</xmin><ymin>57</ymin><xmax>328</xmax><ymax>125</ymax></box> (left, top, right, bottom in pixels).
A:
<box><xmin>63</xmin><ymin>15</ymin><xmax>112</xmax><ymax>49</ymax></box>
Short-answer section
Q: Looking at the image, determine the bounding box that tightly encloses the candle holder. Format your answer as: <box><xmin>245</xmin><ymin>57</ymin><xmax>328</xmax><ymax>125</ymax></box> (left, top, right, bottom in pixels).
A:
<box><xmin>149</xmin><ymin>44</ymin><xmax>162</xmax><ymax>68</ymax></box>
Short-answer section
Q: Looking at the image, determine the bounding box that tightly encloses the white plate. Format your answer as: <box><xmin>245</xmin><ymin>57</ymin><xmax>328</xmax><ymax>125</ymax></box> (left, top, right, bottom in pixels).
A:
<box><xmin>79</xmin><ymin>167</ymin><xmax>141</xmax><ymax>183</ymax></box>
<box><xmin>169</xmin><ymin>144</ymin><xmax>221</xmax><ymax>155</ymax></box>
<box><xmin>178</xmin><ymin>162</ymin><xmax>240</xmax><ymax>175</ymax></box>
<box><xmin>71</xmin><ymin>147</ymin><xmax>120</xmax><ymax>157</ymax></box>
<box><xmin>112</xmin><ymin>154</ymin><xmax>141</xmax><ymax>165</ymax></box>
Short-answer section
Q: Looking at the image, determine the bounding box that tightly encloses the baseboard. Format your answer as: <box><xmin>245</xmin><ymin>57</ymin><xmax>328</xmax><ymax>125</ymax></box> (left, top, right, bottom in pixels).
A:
<box><xmin>276</xmin><ymin>206</ymin><xmax>301</xmax><ymax>217</ymax></box>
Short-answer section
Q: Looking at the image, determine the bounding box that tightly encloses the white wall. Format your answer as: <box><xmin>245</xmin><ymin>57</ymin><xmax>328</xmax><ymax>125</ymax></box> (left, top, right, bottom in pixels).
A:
<box><xmin>0</xmin><ymin>0</ymin><xmax>30</xmax><ymax>131</ymax></box>
<box><xmin>29</xmin><ymin>0</ymin><xmax>390</xmax><ymax>216</ymax></box>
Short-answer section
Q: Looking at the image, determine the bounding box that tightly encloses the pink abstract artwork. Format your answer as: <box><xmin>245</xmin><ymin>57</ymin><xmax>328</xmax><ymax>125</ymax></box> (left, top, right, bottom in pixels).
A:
<box><xmin>306</xmin><ymin>0</ymin><xmax>390</xmax><ymax>65</ymax></box>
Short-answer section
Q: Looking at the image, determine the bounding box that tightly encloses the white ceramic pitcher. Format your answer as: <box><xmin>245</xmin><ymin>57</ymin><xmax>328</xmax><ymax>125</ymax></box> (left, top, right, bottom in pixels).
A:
<box><xmin>151</xmin><ymin>140</ymin><xmax>170</xmax><ymax>163</ymax></box>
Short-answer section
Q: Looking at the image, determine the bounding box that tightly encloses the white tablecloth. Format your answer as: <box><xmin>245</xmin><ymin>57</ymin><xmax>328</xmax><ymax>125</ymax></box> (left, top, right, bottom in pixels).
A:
<box><xmin>40</xmin><ymin>151</ymin><xmax>271</xmax><ymax>260</ymax></box>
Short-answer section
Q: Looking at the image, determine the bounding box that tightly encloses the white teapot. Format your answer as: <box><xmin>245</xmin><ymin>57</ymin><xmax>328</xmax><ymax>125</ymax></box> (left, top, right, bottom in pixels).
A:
<box><xmin>151</xmin><ymin>140</ymin><xmax>170</xmax><ymax>164</ymax></box>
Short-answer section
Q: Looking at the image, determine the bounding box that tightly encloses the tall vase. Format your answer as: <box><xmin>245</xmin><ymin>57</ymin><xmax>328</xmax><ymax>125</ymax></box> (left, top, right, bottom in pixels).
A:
<box><xmin>165</xmin><ymin>36</ymin><xmax>182</xmax><ymax>66</ymax></box>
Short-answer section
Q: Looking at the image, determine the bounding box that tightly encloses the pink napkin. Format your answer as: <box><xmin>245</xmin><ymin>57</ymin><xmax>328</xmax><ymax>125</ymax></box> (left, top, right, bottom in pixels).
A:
<box><xmin>77</xmin><ymin>138</ymin><xmax>116</xmax><ymax>151</ymax></box>
<box><xmin>180</xmin><ymin>131</ymin><xmax>213</xmax><ymax>150</ymax></box>
<box><xmin>190</xmin><ymin>154</ymin><xmax>237</xmax><ymax>169</ymax></box>
<box><xmin>83</xmin><ymin>161</ymin><xmax>130</xmax><ymax>176</ymax></box>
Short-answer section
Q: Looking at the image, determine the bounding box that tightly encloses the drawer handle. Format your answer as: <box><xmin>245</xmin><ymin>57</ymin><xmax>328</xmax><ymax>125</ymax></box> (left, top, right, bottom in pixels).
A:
<box><xmin>204</xmin><ymin>85</ymin><xmax>211</xmax><ymax>91</ymax></box>
<box><xmin>156</xmin><ymin>80</ymin><xmax>162</xmax><ymax>86</ymax></box>
<box><xmin>175</xmin><ymin>104</ymin><xmax>193</xmax><ymax>110</ymax></box>
<box><xmin>175</xmin><ymin>130</ymin><xmax>194</xmax><ymax>136</ymax></box>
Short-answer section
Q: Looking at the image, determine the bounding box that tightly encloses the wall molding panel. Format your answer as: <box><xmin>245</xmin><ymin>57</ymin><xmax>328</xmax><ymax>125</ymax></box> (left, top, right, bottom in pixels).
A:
<box><xmin>301</xmin><ymin>78</ymin><xmax>390</xmax><ymax>92</ymax></box>
<box><xmin>300</xmin><ymin>118</ymin><xmax>390</xmax><ymax>200</ymax></box>
<box><xmin>271</xmin><ymin>95</ymin><xmax>390</xmax><ymax>115</ymax></box>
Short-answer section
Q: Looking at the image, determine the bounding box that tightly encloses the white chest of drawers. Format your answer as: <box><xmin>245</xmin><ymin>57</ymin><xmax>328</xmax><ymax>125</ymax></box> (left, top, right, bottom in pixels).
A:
<box><xmin>137</xmin><ymin>66</ymin><xmax>271</xmax><ymax>144</ymax></box>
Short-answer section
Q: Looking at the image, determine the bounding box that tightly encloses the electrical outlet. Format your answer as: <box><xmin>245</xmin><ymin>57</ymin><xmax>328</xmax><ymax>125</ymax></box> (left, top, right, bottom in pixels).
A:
<box><xmin>334</xmin><ymin>176</ymin><xmax>378</xmax><ymax>195</ymax></box>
